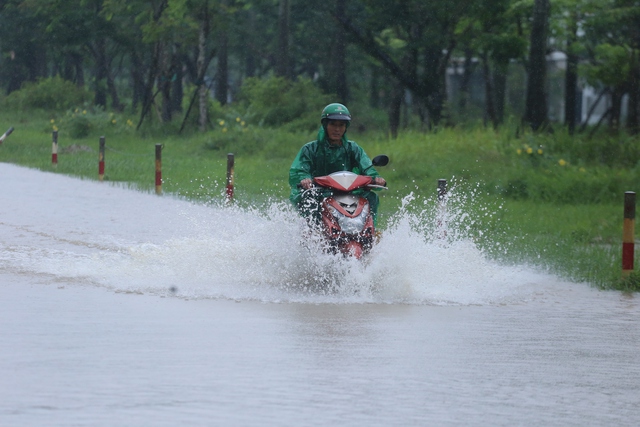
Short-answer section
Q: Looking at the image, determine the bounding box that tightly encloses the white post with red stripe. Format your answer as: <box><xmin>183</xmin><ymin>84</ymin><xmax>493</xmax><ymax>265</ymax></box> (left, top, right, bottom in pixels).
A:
<box><xmin>226</xmin><ymin>153</ymin><xmax>234</xmax><ymax>202</ymax></box>
<box><xmin>52</xmin><ymin>131</ymin><xmax>58</xmax><ymax>167</ymax></box>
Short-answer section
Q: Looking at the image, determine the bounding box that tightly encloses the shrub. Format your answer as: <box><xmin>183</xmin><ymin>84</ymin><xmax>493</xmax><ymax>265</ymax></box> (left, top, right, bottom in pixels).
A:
<box><xmin>68</xmin><ymin>114</ymin><xmax>92</xmax><ymax>138</ymax></box>
<box><xmin>52</xmin><ymin>107</ymin><xmax>136</xmax><ymax>139</ymax></box>
<box><xmin>238</xmin><ymin>76</ymin><xmax>331</xmax><ymax>130</ymax></box>
<box><xmin>204</xmin><ymin>122</ymin><xmax>303</xmax><ymax>160</ymax></box>
<box><xmin>3</xmin><ymin>76</ymin><xmax>90</xmax><ymax>111</ymax></box>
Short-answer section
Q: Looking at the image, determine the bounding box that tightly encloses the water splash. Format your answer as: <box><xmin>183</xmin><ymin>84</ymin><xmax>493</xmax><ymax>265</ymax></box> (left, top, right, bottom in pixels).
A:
<box><xmin>13</xmin><ymin>178</ymin><xmax>551</xmax><ymax>305</ymax></box>
<box><xmin>0</xmin><ymin>160</ymin><xmax>551</xmax><ymax>306</ymax></box>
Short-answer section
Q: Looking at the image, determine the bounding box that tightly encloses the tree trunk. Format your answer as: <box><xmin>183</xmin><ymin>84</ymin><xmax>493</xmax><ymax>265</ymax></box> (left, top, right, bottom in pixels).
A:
<box><xmin>424</xmin><ymin>45</ymin><xmax>450</xmax><ymax>127</ymax></box>
<box><xmin>389</xmin><ymin>80</ymin><xmax>403</xmax><ymax>138</ymax></box>
<box><xmin>136</xmin><ymin>41</ymin><xmax>161</xmax><ymax>129</ymax></box>
<box><xmin>171</xmin><ymin>54</ymin><xmax>184</xmax><ymax>113</ymax></box>
<box><xmin>63</xmin><ymin>52</ymin><xmax>85</xmax><ymax>87</ymax></box>
<box><xmin>63</xmin><ymin>53</ymin><xmax>74</xmax><ymax>82</ymax></box>
<box><xmin>493</xmin><ymin>59</ymin><xmax>508</xmax><ymax>125</ymax></box>
<box><xmin>627</xmin><ymin>51</ymin><xmax>640</xmax><ymax>134</ymax></box>
<box><xmin>94</xmin><ymin>38</ymin><xmax>108</xmax><ymax>108</ymax></box>
<box><xmin>245</xmin><ymin>51</ymin><xmax>256</xmax><ymax>79</ymax></box>
<box><xmin>370</xmin><ymin>66</ymin><xmax>380</xmax><ymax>108</ymax></box>
<box><xmin>334</xmin><ymin>0</ymin><xmax>348</xmax><ymax>102</ymax></box>
<box><xmin>482</xmin><ymin>52</ymin><xmax>498</xmax><ymax>129</ymax></box>
<box><xmin>564</xmin><ymin>16</ymin><xmax>579</xmax><ymax>134</ymax></box>
<box><xmin>131</xmin><ymin>50</ymin><xmax>145</xmax><ymax>112</ymax></box>
<box><xmin>73</xmin><ymin>53</ymin><xmax>85</xmax><ymax>87</ymax></box>
<box><xmin>458</xmin><ymin>48</ymin><xmax>474</xmax><ymax>117</ymax></box>
<box><xmin>243</xmin><ymin>8</ymin><xmax>257</xmax><ymax>78</ymax></box>
<box><xmin>276</xmin><ymin>0</ymin><xmax>291</xmax><ymax>78</ymax></box>
<box><xmin>609</xmin><ymin>87</ymin><xmax>623</xmax><ymax>133</ymax></box>
<box><xmin>215</xmin><ymin>24</ymin><xmax>229</xmax><ymax>105</ymax></box>
<box><xmin>136</xmin><ymin>0</ymin><xmax>169</xmax><ymax>129</ymax></box>
<box><xmin>523</xmin><ymin>0</ymin><xmax>550</xmax><ymax>131</ymax></box>
<box><xmin>104</xmin><ymin>48</ymin><xmax>123</xmax><ymax>112</ymax></box>
<box><xmin>160</xmin><ymin>43</ymin><xmax>173</xmax><ymax>123</ymax></box>
<box><xmin>389</xmin><ymin>43</ymin><xmax>418</xmax><ymax>135</ymax></box>
<box><xmin>198</xmin><ymin>15</ymin><xmax>210</xmax><ymax>132</ymax></box>
<box><xmin>7</xmin><ymin>42</ymin><xmax>47</xmax><ymax>93</ymax></box>
<box><xmin>579</xmin><ymin>88</ymin><xmax>608</xmax><ymax>132</ymax></box>
<box><xmin>426</xmin><ymin>72</ymin><xmax>447</xmax><ymax>128</ymax></box>
<box><xmin>106</xmin><ymin>65</ymin><xmax>123</xmax><ymax>112</ymax></box>
<box><xmin>27</xmin><ymin>44</ymin><xmax>48</xmax><ymax>82</ymax></box>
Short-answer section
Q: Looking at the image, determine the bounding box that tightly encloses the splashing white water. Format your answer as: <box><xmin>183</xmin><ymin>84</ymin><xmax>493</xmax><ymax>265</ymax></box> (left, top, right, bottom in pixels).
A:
<box><xmin>0</xmin><ymin>164</ymin><xmax>550</xmax><ymax>305</ymax></box>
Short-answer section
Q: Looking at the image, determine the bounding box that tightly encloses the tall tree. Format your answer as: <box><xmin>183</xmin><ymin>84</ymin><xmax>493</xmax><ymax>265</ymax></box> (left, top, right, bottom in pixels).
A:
<box><xmin>628</xmin><ymin>50</ymin><xmax>640</xmax><ymax>134</ymax></box>
<box><xmin>275</xmin><ymin>0</ymin><xmax>291</xmax><ymax>78</ymax></box>
<box><xmin>523</xmin><ymin>0</ymin><xmax>551</xmax><ymax>131</ymax></box>
<box><xmin>564</xmin><ymin>13</ymin><xmax>579</xmax><ymax>134</ymax></box>
<box><xmin>581</xmin><ymin>0</ymin><xmax>640</xmax><ymax>133</ymax></box>
<box><xmin>0</xmin><ymin>1</ymin><xmax>49</xmax><ymax>93</ymax></box>
<box><xmin>333</xmin><ymin>0</ymin><xmax>348</xmax><ymax>102</ymax></box>
<box><xmin>215</xmin><ymin>0</ymin><xmax>229</xmax><ymax>105</ymax></box>
<box><xmin>458</xmin><ymin>0</ymin><xmax>526</xmax><ymax>128</ymax></box>
<box><xmin>334</xmin><ymin>0</ymin><xmax>466</xmax><ymax>128</ymax></box>
<box><xmin>197</xmin><ymin>4</ymin><xmax>211</xmax><ymax>131</ymax></box>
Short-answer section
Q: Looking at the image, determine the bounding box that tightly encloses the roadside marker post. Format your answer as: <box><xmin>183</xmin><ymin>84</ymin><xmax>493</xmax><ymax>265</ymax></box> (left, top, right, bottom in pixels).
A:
<box><xmin>437</xmin><ymin>179</ymin><xmax>447</xmax><ymax>239</ymax></box>
<box><xmin>0</xmin><ymin>126</ymin><xmax>14</xmax><ymax>144</ymax></box>
<box><xmin>52</xmin><ymin>131</ymin><xmax>58</xmax><ymax>167</ymax></box>
<box><xmin>226</xmin><ymin>153</ymin><xmax>235</xmax><ymax>202</ymax></box>
<box><xmin>437</xmin><ymin>179</ymin><xmax>447</xmax><ymax>201</ymax></box>
<box><xmin>155</xmin><ymin>144</ymin><xmax>163</xmax><ymax>195</ymax></box>
<box><xmin>622</xmin><ymin>191</ymin><xmax>636</xmax><ymax>277</ymax></box>
<box><xmin>98</xmin><ymin>136</ymin><xmax>105</xmax><ymax>181</ymax></box>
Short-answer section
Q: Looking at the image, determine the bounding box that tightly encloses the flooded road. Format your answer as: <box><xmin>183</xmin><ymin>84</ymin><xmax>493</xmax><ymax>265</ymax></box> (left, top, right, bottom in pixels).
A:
<box><xmin>1</xmin><ymin>163</ymin><xmax>638</xmax><ymax>426</ymax></box>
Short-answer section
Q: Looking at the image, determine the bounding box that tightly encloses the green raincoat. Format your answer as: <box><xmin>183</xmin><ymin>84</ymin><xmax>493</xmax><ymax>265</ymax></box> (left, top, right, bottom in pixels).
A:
<box><xmin>289</xmin><ymin>126</ymin><xmax>382</xmax><ymax>224</ymax></box>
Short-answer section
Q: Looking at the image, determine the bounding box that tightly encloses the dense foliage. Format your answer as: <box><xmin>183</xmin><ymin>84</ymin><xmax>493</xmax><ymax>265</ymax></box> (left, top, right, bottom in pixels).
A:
<box><xmin>0</xmin><ymin>0</ymin><xmax>639</xmax><ymax>136</ymax></box>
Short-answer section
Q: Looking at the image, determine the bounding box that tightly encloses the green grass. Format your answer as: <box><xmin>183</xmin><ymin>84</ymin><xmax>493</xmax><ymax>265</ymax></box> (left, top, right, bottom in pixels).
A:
<box><xmin>0</xmin><ymin>110</ymin><xmax>638</xmax><ymax>291</ymax></box>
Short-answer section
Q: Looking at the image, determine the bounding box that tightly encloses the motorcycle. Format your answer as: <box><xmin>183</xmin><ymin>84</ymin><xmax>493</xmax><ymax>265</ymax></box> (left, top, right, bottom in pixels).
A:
<box><xmin>301</xmin><ymin>155</ymin><xmax>389</xmax><ymax>259</ymax></box>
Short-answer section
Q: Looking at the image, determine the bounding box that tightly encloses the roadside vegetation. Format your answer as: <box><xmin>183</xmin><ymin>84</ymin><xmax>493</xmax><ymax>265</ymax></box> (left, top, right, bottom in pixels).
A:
<box><xmin>0</xmin><ymin>77</ymin><xmax>638</xmax><ymax>291</ymax></box>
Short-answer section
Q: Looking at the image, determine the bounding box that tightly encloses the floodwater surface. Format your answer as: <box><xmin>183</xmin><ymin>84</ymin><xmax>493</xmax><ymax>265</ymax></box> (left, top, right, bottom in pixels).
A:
<box><xmin>0</xmin><ymin>163</ymin><xmax>638</xmax><ymax>426</ymax></box>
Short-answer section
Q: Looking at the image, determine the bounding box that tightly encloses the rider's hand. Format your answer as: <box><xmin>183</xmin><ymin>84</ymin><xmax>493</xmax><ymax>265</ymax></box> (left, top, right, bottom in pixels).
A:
<box><xmin>373</xmin><ymin>177</ymin><xmax>386</xmax><ymax>187</ymax></box>
<box><xmin>300</xmin><ymin>178</ymin><xmax>313</xmax><ymax>189</ymax></box>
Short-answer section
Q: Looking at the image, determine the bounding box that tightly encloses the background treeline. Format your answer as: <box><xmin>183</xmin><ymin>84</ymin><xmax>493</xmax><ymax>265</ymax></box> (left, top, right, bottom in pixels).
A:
<box><xmin>1</xmin><ymin>0</ymin><xmax>640</xmax><ymax>137</ymax></box>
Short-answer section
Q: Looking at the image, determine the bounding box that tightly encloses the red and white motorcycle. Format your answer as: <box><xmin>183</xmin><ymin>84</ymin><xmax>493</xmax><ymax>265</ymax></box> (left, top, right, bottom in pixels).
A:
<box><xmin>303</xmin><ymin>155</ymin><xmax>389</xmax><ymax>259</ymax></box>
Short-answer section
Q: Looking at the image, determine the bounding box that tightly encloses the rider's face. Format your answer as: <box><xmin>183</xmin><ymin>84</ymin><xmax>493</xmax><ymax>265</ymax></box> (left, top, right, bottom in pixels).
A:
<box><xmin>326</xmin><ymin>120</ymin><xmax>347</xmax><ymax>144</ymax></box>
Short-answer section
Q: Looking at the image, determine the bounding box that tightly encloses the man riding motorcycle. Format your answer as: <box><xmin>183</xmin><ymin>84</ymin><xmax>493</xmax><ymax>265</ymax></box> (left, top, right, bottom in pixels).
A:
<box><xmin>289</xmin><ymin>103</ymin><xmax>386</xmax><ymax>226</ymax></box>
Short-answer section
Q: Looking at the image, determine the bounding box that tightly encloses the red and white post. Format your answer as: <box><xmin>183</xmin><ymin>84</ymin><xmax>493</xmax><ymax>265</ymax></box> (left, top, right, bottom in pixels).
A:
<box><xmin>226</xmin><ymin>153</ymin><xmax>235</xmax><ymax>202</ymax></box>
<box><xmin>52</xmin><ymin>130</ymin><xmax>58</xmax><ymax>167</ymax></box>
<box><xmin>98</xmin><ymin>136</ymin><xmax>105</xmax><ymax>181</ymax></box>
<box><xmin>622</xmin><ymin>191</ymin><xmax>636</xmax><ymax>277</ymax></box>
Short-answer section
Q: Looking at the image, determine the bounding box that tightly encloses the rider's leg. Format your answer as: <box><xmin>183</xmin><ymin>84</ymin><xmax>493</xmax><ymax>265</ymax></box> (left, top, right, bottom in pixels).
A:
<box><xmin>297</xmin><ymin>190</ymin><xmax>323</xmax><ymax>226</ymax></box>
<box><xmin>364</xmin><ymin>191</ymin><xmax>380</xmax><ymax>228</ymax></box>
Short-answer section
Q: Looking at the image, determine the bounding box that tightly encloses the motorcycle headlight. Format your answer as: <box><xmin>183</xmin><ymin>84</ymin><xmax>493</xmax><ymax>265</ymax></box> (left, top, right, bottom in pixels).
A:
<box><xmin>329</xmin><ymin>204</ymin><xmax>369</xmax><ymax>234</ymax></box>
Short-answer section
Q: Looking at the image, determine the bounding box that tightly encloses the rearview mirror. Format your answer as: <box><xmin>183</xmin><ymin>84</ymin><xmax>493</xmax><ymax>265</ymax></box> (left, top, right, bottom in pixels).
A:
<box><xmin>372</xmin><ymin>155</ymin><xmax>389</xmax><ymax>167</ymax></box>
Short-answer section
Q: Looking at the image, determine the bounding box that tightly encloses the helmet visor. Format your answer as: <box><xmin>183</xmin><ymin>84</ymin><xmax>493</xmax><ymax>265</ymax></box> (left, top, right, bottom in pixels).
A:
<box><xmin>325</xmin><ymin>113</ymin><xmax>351</xmax><ymax>121</ymax></box>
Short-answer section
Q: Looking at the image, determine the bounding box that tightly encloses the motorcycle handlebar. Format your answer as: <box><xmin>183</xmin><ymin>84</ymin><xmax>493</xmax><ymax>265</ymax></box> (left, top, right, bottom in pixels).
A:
<box><xmin>298</xmin><ymin>184</ymin><xmax>388</xmax><ymax>193</ymax></box>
